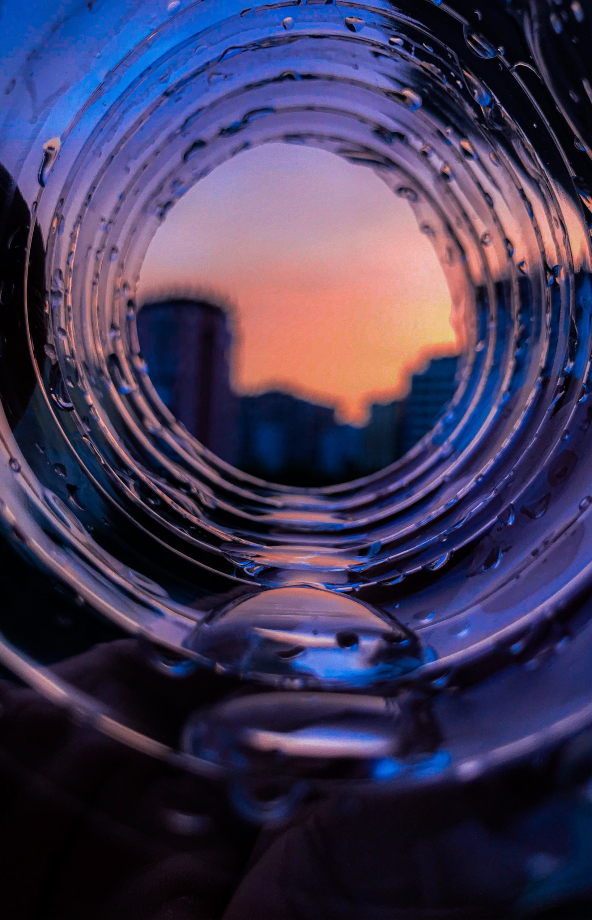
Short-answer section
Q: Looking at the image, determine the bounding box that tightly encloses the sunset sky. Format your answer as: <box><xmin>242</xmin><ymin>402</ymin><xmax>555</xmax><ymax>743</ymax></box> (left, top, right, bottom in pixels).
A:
<box><xmin>137</xmin><ymin>143</ymin><xmax>457</xmax><ymax>424</ymax></box>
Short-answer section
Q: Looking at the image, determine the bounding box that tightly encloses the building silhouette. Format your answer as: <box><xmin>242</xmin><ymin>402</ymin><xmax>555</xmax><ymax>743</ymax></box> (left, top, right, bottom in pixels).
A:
<box><xmin>137</xmin><ymin>298</ymin><xmax>239</xmax><ymax>464</ymax></box>
<box><xmin>364</xmin><ymin>400</ymin><xmax>404</xmax><ymax>472</ymax></box>
<box><xmin>137</xmin><ymin>298</ymin><xmax>460</xmax><ymax>484</ymax></box>
<box><xmin>239</xmin><ymin>391</ymin><xmax>340</xmax><ymax>486</ymax></box>
<box><xmin>398</xmin><ymin>355</ymin><xmax>459</xmax><ymax>457</ymax></box>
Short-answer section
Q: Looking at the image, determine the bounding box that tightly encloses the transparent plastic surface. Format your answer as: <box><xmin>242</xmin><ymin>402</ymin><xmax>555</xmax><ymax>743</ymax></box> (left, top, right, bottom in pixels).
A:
<box><xmin>2</xmin><ymin>0</ymin><xmax>592</xmax><ymax>817</ymax></box>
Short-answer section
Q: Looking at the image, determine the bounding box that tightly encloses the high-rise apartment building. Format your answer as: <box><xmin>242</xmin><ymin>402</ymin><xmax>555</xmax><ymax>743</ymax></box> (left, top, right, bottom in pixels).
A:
<box><xmin>398</xmin><ymin>355</ymin><xmax>460</xmax><ymax>457</ymax></box>
<box><xmin>136</xmin><ymin>298</ymin><xmax>239</xmax><ymax>464</ymax></box>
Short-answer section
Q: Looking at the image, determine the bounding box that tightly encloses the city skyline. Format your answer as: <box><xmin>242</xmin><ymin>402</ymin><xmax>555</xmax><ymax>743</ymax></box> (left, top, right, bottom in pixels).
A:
<box><xmin>137</xmin><ymin>142</ymin><xmax>459</xmax><ymax>424</ymax></box>
<box><xmin>137</xmin><ymin>297</ymin><xmax>461</xmax><ymax>486</ymax></box>
<box><xmin>138</xmin><ymin>286</ymin><xmax>460</xmax><ymax>427</ymax></box>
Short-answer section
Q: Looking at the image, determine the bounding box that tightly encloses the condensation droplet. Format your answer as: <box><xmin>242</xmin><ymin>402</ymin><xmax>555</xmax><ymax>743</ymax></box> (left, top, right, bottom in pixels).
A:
<box><xmin>397</xmin><ymin>186</ymin><xmax>418</xmax><ymax>202</ymax></box>
<box><xmin>344</xmin><ymin>16</ymin><xmax>364</xmax><ymax>32</ymax></box>
<box><xmin>464</xmin><ymin>28</ymin><xmax>497</xmax><ymax>59</ymax></box>
<box><xmin>414</xmin><ymin>610</ymin><xmax>436</xmax><ymax>623</ymax></box>
<box><xmin>9</xmin><ymin>458</ymin><xmax>20</xmax><ymax>473</ymax></box>
<box><xmin>579</xmin><ymin>496</ymin><xmax>592</xmax><ymax>511</ymax></box>
<box><xmin>572</xmin><ymin>1</ymin><xmax>585</xmax><ymax>23</ymax></box>
<box><xmin>167</xmin><ymin>0</ymin><xmax>180</xmax><ymax>11</ymax></box>
<box><xmin>481</xmin><ymin>232</ymin><xmax>492</xmax><ymax>246</ymax></box>
<box><xmin>109</xmin><ymin>247</ymin><xmax>119</xmax><ymax>263</ymax></box>
<box><xmin>54</xmin><ymin>463</ymin><xmax>67</xmax><ymax>477</ymax></box>
<box><xmin>395</xmin><ymin>88</ymin><xmax>422</xmax><ymax>110</ymax></box>
<box><xmin>521</xmin><ymin>494</ymin><xmax>551</xmax><ymax>520</ymax></box>
<box><xmin>38</xmin><ymin>137</ymin><xmax>61</xmax><ymax>188</ymax></box>
<box><xmin>463</xmin><ymin>71</ymin><xmax>492</xmax><ymax>107</ymax></box>
<box><xmin>460</xmin><ymin>138</ymin><xmax>476</xmax><ymax>158</ymax></box>
<box><xmin>389</xmin><ymin>36</ymin><xmax>404</xmax><ymax>46</ymax></box>
<box><xmin>282</xmin><ymin>16</ymin><xmax>294</xmax><ymax>30</ymax></box>
<box><xmin>428</xmin><ymin>553</ymin><xmax>450</xmax><ymax>571</ymax></box>
<box><xmin>483</xmin><ymin>545</ymin><xmax>502</xmax><ymax>571</ymax></box>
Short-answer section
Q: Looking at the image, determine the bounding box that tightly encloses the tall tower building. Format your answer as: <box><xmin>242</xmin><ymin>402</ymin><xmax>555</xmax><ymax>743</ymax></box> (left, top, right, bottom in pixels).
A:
<box><xmin>398</xmin><ymin>355</ymin><xmax>460</xmax><ymax>457</ymax></box>
<box><xmin>137</xmin><ymin>298</ymin><xmax>238</xmax><ymax>464</ymax></box>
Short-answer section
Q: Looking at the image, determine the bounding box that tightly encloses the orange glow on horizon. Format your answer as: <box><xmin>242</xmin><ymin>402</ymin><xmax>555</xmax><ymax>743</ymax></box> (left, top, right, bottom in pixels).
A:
<box><xmin>137</xmin><ymin>143</ymin><xmax>460</xmax><ymax>424</ymax></box>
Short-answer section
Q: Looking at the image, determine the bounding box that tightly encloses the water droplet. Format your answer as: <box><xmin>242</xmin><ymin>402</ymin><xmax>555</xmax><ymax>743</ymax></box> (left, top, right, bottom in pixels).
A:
<box><xmin>550</xmin><ymin>11</ymin><xmax>563</xmax><ymax>34</ymax></box>
<box><xmin>44</xmin><ymin>343</ymin><xmax>57</xmax><ymax>362</ymax></box>
<box><xmin>183</xmin><ymin>139</ymin><xmax>206</xmax><ymax>162</ymax></box>
<box><xmin>428</xmin><ymin>553</ymin><xmax>450</xmax><ymax>571</ymax></box>
<box><xmin>572</xmin><ymin>1</ymin><xmax>585</xmax><ymax>23</ymax></box>
<box><xmin>157</xmin><ymin>200</ymin><xmax>174</xmax><ymax>221</ymax></box>
<box><xmin>336</xmin><ymin>631</ymin><xmax>359</xmax><ymax>649</ymax></box>
<box><xmin>389</xmin><ymin>35</ymin><xmax>404</xmax><ymax>46</ymax></box>
<box><xmin>391</xmin><ymin>88</ymin><xmax>422</xmax><ymax>110</ymax></box>
<box><xmin>50</xmin><ymin>290</ymin><xmax>63</xmax><ymax>310</ymax></box>
<box><xmin>344</xmin><ymin>16</ymin><xmax>364</xmax><ymax>32</ymax></box>
<box><xmin>54</xmin><ymin>463</ymin><xmax>67</xmax><ymax>477</ymax></box>
<box><xmin>546</xmin><ymin>264</ymin><xmax>560</xmax><ymax>287</ymax></box>
<box><xmin>49</xmin><ymin>363</ymin><xmax>74</xmax><ymax>411</ymax></box>
<box><xmin>440</xmin><ymin>163</ymin><xmax>453</xmax><ymax>181</ymax></box>
<box><xmin>167</xmin><ymin>0</ymin><xmax>180</xmax><ymax>10</ymax></box>
<box><xmin>521</xmin><ymin>494</ymin><xmax>551</xmax><ymax>520</ymax></box>
<box><xmin>481</xmin><ymin>232</ymin><xmax>492</xmax><ymax>246</ymax></box>
<box><xmin>38</xmin><ymin>137</ymin><xmax>61</xmax><ymax>188</ymax></box>
<box><xmin>460</xmin><ymin>138</ymin><xmax>476</xmax><ymax>158</ymax></box>
<box><xmin>483</xmin><ymin>545</ymin><xmax>502</xmax><ymax>571</ymax></box>
<box><xmin>454</xmin><ymin>623</ymin><xmax>470</xmax><ymax>638</ymax></box>
<box><xmin>421</xmin><ymin>223</ymin><xmax>436</xmax><ymax>237</ymax></box>
<box><xmin>463</xmin><ymin>71</ymin><xmax>492</xmax><ymax>106</ymax></box>
<box><xmin>464</xmin><ymin>27</ymin><xmax>497</xmax><ymax>59</ymax></box>
<box><xmin>57</xmin><ymin>327</ymin><xmax>68</xmax><ymax>341</ymax></box>
<box><xmin>548</xmin><ymin>449</ymin><xmax>578</xmax><ymax>487</ymax></box>
<box><xmin>397</xmin><ymin>186</ymin><xmax>418</xmax><ymax>202</ymax></box>
<box><xmin>110</xmin><ymin>323</ymin><xmax>121</xmax><ymax>340</ymax></box>
<box><xmin>109</xmin><ymin>247</ymin><xmax>119</xmax><ymax>263</ymax></box>
<box><xmin>505</xmin><ymin>238</ymin><xmax>515</xmax><ymax>257</ymax></box>
<box><xmin>579</xmin><ymin>496</ymin><xmax>592</xmax><ymax>511</ymax></box>
<box><xmin>431</xmin><ymin>673</ymin><xmax>451</xmax><ymax>689</ymax></box>
<box><xmin>9</xmin><ymin>458</ymin><xmax>20</xmax><ymax>473</ymax></box>
<box><xmin>282</xmin><ymin>16</ymin><xmax>294</xmax><ymax>30</ymax></box>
